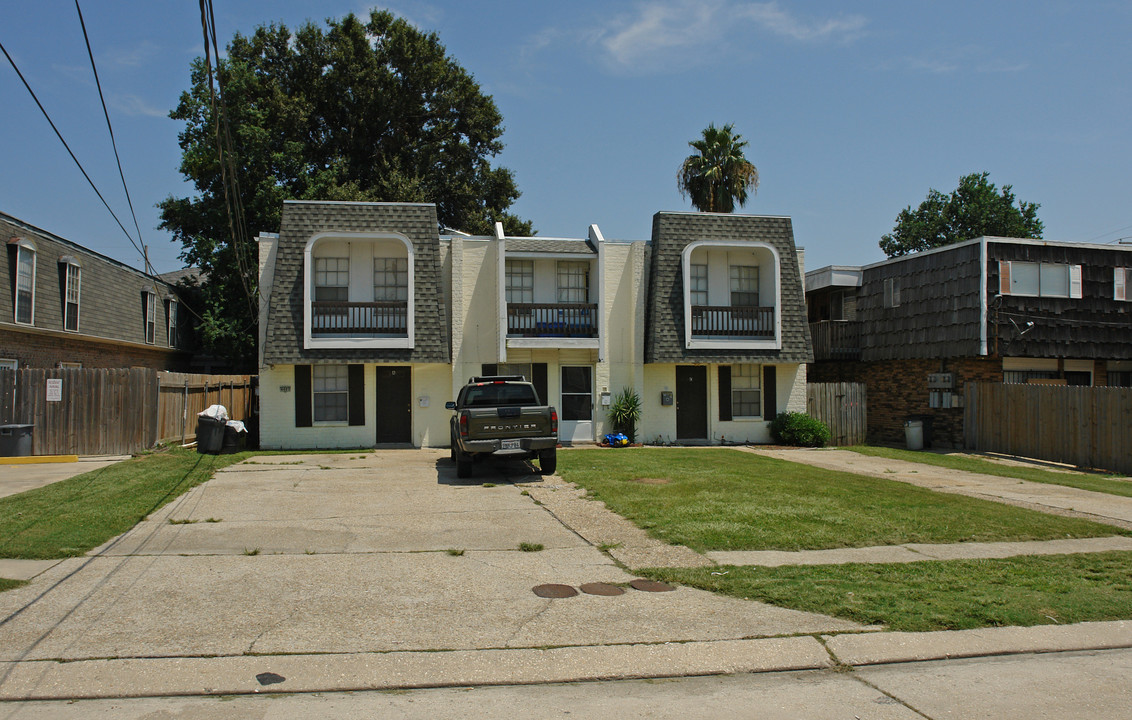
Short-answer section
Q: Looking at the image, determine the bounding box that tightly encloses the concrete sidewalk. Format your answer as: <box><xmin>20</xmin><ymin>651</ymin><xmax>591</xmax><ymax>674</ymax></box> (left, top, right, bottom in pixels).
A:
<box><xmin>744</xmin><ymin>446</ymin><xmax>1132</xmax><ymax>530</ymax></box>
<box><xmin>0</xmin><ymin>456</ymin><xmax>128</xmax><ymax>500</ymax></box>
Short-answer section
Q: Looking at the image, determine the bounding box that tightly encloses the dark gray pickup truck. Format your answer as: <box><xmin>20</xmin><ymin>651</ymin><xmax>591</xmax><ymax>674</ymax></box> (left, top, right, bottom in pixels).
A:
<box><xmin>446</xmin><ymin>375</ymin><xmax>558</xmax><ymax>479</ymax></box>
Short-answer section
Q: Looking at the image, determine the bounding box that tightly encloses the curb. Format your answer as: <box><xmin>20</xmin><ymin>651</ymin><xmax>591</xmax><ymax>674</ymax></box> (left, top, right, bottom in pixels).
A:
<box><xmin>0</xmin><ymin>455</ymin><xmax>78</xmax><ymax>465</ymax></box>
<box><xmin>2</xmin><ymin>622</ymin><xmax>1131</xmax><ymax>701</ymax></box>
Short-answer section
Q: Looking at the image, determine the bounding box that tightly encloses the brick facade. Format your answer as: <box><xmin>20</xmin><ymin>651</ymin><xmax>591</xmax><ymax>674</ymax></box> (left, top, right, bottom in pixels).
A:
<box><xmin>810</xmin><ymin>356</ymin><xmax>1002</xmax><ymax>447</ymax></box>
<box><xmin>0</xmin><ymin>327</ymin><xmax>185</xmax><ymax>370</ymax></box>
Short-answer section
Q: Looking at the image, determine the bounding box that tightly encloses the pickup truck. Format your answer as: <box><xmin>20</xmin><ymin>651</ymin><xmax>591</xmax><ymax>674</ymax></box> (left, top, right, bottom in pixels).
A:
<box><xmin>446</xmin><ymin>375</ymin><xmax>558</xmax><ymax>479</ymax></box>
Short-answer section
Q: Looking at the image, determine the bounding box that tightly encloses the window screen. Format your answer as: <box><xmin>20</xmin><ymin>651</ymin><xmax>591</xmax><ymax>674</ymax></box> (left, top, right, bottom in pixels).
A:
<box><xmin>313</xmin><ymin>365</ymin><xmax>349</xmax><ymax>422</ymax></box>
<box><xmin>314</xmin><ymin>257</ymin><xmax>349</xmax><ymax>301</ymax></box>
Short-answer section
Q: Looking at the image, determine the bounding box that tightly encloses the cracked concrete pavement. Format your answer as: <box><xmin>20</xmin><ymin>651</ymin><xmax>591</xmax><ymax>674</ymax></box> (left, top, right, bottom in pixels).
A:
<box><xmin>0</xmin><ymin>449</ymin><xmax>861</xmax><ymax>700</ymax></box>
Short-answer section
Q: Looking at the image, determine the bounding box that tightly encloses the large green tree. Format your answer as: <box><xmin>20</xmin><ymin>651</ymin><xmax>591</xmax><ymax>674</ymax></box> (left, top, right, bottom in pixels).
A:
<box><xmin>879</xmin><ymin>172</ymin><xmax>1043</xmax><ymax>258</ymax></box>
<box><xmin>677</xmin><ymin>123</ymin><xmax>759</xmax><ymax>213</ymax></box>
<box><xmin>160</xmin><ymin>10</ymin><xmax>532</xmax><ymax>369</ymax></box>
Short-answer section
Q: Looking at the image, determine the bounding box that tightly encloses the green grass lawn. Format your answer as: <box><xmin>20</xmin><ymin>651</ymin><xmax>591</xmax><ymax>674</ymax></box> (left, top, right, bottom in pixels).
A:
<box><xmin>844</xmin><ymin>445</ymin><xmax>1132</xmax><ymax>498</ymax></box>
<box><xmin>557</xmin><ymin>448</ymin><xmax>1122</xmax><ymax>552</ymax></box>
<box><xmin>641</xmin><ymin>551</ymin><xmax>1132</xmax><ymax>632</ymax></box>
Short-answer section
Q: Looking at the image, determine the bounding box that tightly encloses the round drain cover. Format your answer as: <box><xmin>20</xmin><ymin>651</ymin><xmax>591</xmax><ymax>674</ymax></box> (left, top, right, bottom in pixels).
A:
<box><xmin>629</xmin><ymin>578</ymin><xmax>675</xmax><ymax>592</ymax></box>
<box><xmin>580</xmin><ymin>582</ymin><xmax>625</xmax><ymax>596</ymax></box>
<box><xmin>532</xmin><ymin>583</ymin><xmax>578</xmax><ymax>598</ymax></box>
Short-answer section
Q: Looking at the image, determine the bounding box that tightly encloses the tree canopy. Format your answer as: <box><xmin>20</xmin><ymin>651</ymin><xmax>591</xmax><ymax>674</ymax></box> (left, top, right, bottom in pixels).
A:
<box><xmin>677</xmin><ymin>123</ymin><xmax>759</xmax><ymax>213</ymax></box>
<box><xmin>879</xmin><ymin>172</ymin><xmax>1043</xmax><ymax>258</ymax></box>
<box><xmin>160</xmin><ymin>10</ymin><xmax>531</xmax><ymax>368</ymax></box>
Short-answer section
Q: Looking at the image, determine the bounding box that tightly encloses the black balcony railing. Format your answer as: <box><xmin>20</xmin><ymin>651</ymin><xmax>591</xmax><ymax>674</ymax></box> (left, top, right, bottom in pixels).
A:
<box><xmin>507</xmin><ymin>302</ymin><xmax>598</xmax><ymax>338</ymax></box>
<box><xmin>690</xmin><ymin>305</ymin><xmax>774</xmax><ymax>338</ymax></box>
<box><xmin>809</xmin><ymin>320</ymin><xmax>861</xmax><ymax>360</ymax></box>
<box><xmin>311</xmin><ymin>301</ymin><xmax>408</xmax><ymax>335</ymax></box>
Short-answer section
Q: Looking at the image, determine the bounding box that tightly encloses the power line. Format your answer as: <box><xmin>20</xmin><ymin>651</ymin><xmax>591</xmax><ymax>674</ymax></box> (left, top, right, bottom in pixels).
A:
<box><xmin>74</xmin><ymin>0</ymin><xmax>154</xmax><ymax>277</ymax></box>
<box><xmin>0</xmin><ymin>37</ymin><xmax>146</xmax><ymax>265</ymax></box>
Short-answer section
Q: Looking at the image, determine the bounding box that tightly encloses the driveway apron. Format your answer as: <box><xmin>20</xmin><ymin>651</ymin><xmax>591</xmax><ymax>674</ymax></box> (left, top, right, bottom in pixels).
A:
<box><xmin>0</xmin><ymin>451</ymin><xmax>859</xmax><ymax>674</ymax></box>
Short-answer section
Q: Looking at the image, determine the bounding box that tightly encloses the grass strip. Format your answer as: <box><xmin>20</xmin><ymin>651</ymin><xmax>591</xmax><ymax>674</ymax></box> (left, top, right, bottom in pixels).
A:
<box><xmin>639</xmin><ymin>551</ymin><xmax>1132</xmax><ymax>632</ymax></box>
<box><xmin>0</xmin><ymin>578</ymin><xmax>28</xmax><ymax>593</ymax></box>
<box><xmin>844</xmin><ymin>445</ymin><xmax>1132</xmax><ymax>498</ymax></box>
<box><xmin>558</xmin><ymin>448</ymin><xmax>1122</xmax><ymax>552</ymax></box>
<box><xmin>0</xmin><ymin>447</ymin><xmax>248</xmax><ymax>559</ymax></box>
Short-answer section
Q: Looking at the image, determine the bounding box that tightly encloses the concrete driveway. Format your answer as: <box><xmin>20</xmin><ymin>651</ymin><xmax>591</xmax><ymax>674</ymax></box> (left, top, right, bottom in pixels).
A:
<box><xmin>0</xmin><ymin>450</ymin><xmax>860</xmax><ymax>699</ymax></box>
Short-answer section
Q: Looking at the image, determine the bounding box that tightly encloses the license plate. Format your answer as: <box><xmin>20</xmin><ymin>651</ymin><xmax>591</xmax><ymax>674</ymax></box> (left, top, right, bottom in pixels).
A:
<box><xmin>501</xmin><ymin>439</ymin><xmax>520</xmax><ymax>450</ymax></box>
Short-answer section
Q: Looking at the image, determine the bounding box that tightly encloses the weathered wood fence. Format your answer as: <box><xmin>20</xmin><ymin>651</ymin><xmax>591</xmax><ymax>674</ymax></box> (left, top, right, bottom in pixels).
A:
<box><xmin>0</xmin><ymin>368</ymin><xmax>253</xmax><ymax>456</ymax></box>
<box><xmin>964</xmin><ymin>382</ymin><xmax>1132</xmax><ymax>475</ymax></box>
<box><xmin>807</xmin><ymin>382</ymin><xmax>867</xmax><ymax>446</ymax></box>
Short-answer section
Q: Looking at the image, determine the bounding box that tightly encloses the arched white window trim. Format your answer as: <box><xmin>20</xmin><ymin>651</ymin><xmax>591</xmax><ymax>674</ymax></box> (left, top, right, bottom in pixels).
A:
<box><xmin>680</xmin><ymin>240</ymin><xmax>781</xmax><ymax>350</ymax></box>
<box><xmin>303</xmin><ymin>231</ymin><xmax>415</xmax><ymax>349</ymax></box>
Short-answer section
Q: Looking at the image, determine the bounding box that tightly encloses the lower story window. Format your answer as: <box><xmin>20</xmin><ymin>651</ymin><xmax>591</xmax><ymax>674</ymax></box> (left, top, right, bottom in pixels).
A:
<box><xmin>313</xmin><ymin>365</ymin><xmax>349</xmax><ymax>422</ymax></box>
<box><xmin>731</xmin><ymin>364</ymin><xmax>761</xmax><ymax>417</ymax></box>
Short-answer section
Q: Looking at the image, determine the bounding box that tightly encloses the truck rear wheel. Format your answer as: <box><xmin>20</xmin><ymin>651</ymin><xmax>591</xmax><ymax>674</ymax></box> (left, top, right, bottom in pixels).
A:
<box><xmin>456</xmin><ymin>452</ymin><xmax>473</xmax><ymax>479</ymax></box>
<box><xmin>539</xmin><ymin>449</ymin><xmax>557</xmax><ymax>475</ymax></box>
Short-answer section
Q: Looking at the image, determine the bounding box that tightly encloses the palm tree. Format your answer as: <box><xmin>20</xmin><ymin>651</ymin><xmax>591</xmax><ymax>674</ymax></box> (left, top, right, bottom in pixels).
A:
<box><xmin>677</xmin><ymin>123</ymin><xmax>759</xmax><ymax>213</ymax></box>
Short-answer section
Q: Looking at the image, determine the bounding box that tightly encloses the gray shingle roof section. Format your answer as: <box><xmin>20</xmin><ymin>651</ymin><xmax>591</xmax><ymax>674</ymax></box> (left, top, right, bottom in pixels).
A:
<box><xmin>506</xmin><ymin>238</ymin><xmax>595</xmax><ymax>254</ymax></box>
<box><xmin>644</xmin><ymin>211</ymin><xmax>814</xmax><ymax>364</ymax></box>
<box><xmin>262</xmin><ymin>202</ymin><xmax>450</xmax><ymax>365</ymax></box>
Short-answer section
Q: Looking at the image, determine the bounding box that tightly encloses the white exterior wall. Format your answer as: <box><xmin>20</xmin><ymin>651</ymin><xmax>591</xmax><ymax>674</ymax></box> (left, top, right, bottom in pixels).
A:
<box><xmin>594</xmin><ymin>241</ymin><xmax>646</xmax><ymax>439</ymax></box>
<box><xmin>449</xmin><ymin>236</ymin><xmax>499</xmax><ymax>391</ymax></box>
<box><xmin>639</xmin><ymin>362</ymin><xmax>807</xmax><ymax>445</ymax></box>
<box><xmin>259</xmin><ymin>363</ymin><xmax>452</xmax><ymax>449</ymax></box>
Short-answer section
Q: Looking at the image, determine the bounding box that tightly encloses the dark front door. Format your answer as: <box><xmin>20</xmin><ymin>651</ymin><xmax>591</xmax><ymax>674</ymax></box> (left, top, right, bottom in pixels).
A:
<box><xmin>376</xmin><ymin>366</ymin><xmax>411</xmax><ymax>444</ymax></box>
<box><xmin>676</xmin><ymin>365</ymin><xmax>708</xmax><ymax>440</ymax></box>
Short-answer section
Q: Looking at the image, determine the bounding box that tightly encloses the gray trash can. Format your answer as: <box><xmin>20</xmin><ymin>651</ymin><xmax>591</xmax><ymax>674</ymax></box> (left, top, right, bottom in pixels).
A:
<box><xmin>904</xmin><ymin>419</ymin><xmax>924</xmax><ymax>451</ymax></box>
<box><xmin>0</xmin><ymin>424</ymin><xmax>33</xmax><ymax>457</ymax></box>
<box><xmin>196</xmin><ymin>416</ymin><xmax>226</xmax><ymax>454</ymax></box>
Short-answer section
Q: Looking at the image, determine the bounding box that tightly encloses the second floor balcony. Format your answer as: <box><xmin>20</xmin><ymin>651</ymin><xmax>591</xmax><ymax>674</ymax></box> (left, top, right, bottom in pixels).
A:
<box><xmin>690</xmin><ymin>305</ymin><xmax>775</xmax><ymax>338</ymax></box>
<box><xmin>809</xmin><ymin>320</ymin><xmax>861</xmax><ymax>360</ymax></box>
<box><xmin>311</xmin><ymin>300</ymin><xmax>408</xmax><ymax>336</ymax></box>
<box><xmin>506</xmin><ymin>302</ymin><xmax>597</xmax><ymax>338</ymax></box>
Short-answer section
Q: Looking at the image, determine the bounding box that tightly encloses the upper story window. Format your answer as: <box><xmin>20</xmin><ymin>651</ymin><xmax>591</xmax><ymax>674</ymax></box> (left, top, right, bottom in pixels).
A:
<box><xmin>557</xmin><ymin>261</ymin><xmax>589</xmax><ymax>303</ymax></box>
<box><xmin>883</xmin><ymin>278</ymin><xmax>900</xmax><ymax>308</ymax></box>
<box><xmin>689</xmin><ymin>264</ymin><xmax>708</xmax><ymax>306</ymax></box>
<box><xmin>13</xmin><ymin>241</ymin><xmax>35</xmax><ymax>325</ymax></box>
<box><xmin>1115</xmin><ymin>268</ymin><xmax>1130</xmax><ymax>301</ymax></box>
<box><xmin>729</xmin><ymin>265</ymin><xmax>759</xmax><ymax>306</ymax></box>
<box><xmin>314</xmin><ymin>257</ymin><xmax>349</xmax><ymax>301</ymax></box>
<box><xmin>505</xmin><ymin>259</ymin><xmax>534</xmax><ymax>304</ymax></box>
<box><xmin>166</xmin><ymin>297</ymin><xmax>178</xmax><ymax>347</ymax></box>
<box><xmin>373</xmin><ymin>257</ymin><xmax>408</xmax><ymax>301</ymax></box>
<box><xmin>303</xmin><ymin>232</ymin><xmax>415</xmax><ymax>350</ymax></box>
<box><xmin>144</xmin><ymin>291</ymin><xmax>156</xmax><ymax>344</ymax></box>
<box><xmin>62</xmin><ymin>259</ymin><xmax>81</xmax><ymax>332</ymax></box>
<box><xmin>999</xmin><ymin>261</ymin><xmax>1082</xmax><ymax>298</ymax></box>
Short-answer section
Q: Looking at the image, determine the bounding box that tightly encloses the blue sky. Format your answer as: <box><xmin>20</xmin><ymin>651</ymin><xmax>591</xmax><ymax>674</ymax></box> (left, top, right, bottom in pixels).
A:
<box><xmin>2</xmin><ymin>1</ymin><xmax>1130</xmax><ymax>274</ymax></box>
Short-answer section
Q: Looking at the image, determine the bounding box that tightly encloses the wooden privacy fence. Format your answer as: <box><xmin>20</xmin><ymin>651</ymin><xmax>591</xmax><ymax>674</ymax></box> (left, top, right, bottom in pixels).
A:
<box><xmin>807</xmin><ymin>382</ymin><xmax>867</xmax><ymax>446</ymax></box>
<box><xmin>964</xmin><ymin>382</ymin><xmax>1132</xmax><ymax>475</ymax></box>
<box><xmin>0</xmin><ymin>368</ymin><xmax>253</xmax><ymax>456</ymax></box>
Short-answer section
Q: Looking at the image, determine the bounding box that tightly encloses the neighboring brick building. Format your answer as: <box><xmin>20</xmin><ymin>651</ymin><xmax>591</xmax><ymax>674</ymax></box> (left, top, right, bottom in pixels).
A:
<box><xmin>807</xmin><ymin>237</ymin><xmax>1132</xmax><ymax>446</ymax></box>
<box><xmin>1</xmin><ymin>211</ymin><xmax>191</xmax><ymax>371</ymax></box>
<box><xmin>258</xmin><ymin>202</ymin><xmax>814</xmax><ymax>449</ymax></box>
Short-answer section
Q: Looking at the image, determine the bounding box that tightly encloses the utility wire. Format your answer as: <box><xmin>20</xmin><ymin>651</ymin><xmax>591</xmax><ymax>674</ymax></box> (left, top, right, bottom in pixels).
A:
<box><xmin>198</xmin><ymin>0</ymin><xmax>258</xmax><ymax>319</ymax></box>
<box><xmin>74</xmin><ymin>0</ymin><xmax>154</xmax><ymax>277</ymax></box>
<box><xmin>0</xmin><ymin>38</ymin><xmax>146</xmax><ymax>264</ymax></box>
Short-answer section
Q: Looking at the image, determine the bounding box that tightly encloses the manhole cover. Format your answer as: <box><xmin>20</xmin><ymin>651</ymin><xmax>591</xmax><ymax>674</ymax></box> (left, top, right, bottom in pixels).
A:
<box><xmin>629</xmin><ymin>578</ymin><xmax>675</xmax><ymax>592</ymax></box>
<box><xmin>532</xmin><ymin>583</ymin><xmax>578</xmax><ymax>598</ymax></box>
<box><xmin>255</xmin><ymin>672</ymin><xmax>286</xmax><ymax>686</ymax></box>
<box><xmin>580</xmin><ymin>582</ymin><xmax>625</xmax><ymax>596</ymax></box>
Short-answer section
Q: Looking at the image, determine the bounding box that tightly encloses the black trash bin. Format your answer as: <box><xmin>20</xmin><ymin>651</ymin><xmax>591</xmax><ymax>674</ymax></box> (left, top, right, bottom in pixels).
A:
<box><xmin>196</xmin><ymin>415</ymin><xmax>226</xmax><ymax>454</ymax></box>
<box><xmin>0</xmin><ymin>424</ymin><xmax>33</xmax><ymax>457</ymax></box>
<box><xmin>222</xmin><ymin>422</ymin><xmax>247</xmax><ymax>453</ymax></box>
